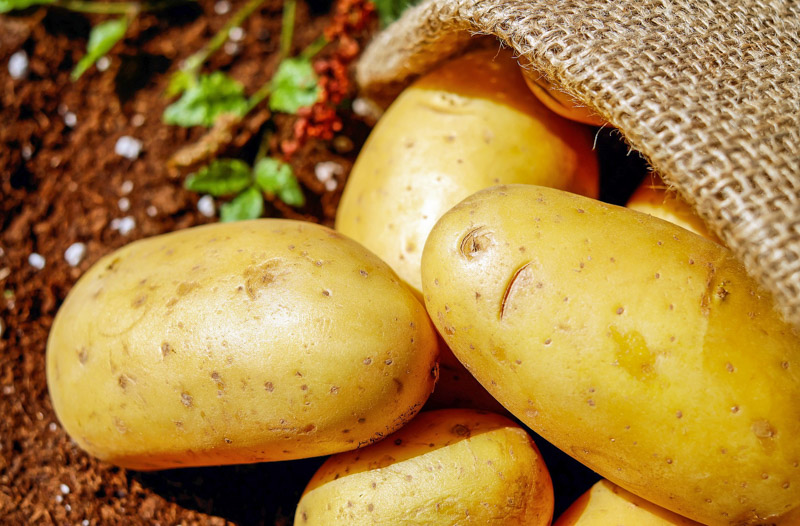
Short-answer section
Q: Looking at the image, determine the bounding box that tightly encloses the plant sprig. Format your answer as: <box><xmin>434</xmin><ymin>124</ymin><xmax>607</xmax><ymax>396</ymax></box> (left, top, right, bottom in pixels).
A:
<box><xmin>166</xmin><ymin>0</ymin><xmax>329</xmax><ymax>219</ymax></box>
<box><xmin>1</xmin><ymin>0</ymin><xmax>192</xmax><ymax>79</ymax></box>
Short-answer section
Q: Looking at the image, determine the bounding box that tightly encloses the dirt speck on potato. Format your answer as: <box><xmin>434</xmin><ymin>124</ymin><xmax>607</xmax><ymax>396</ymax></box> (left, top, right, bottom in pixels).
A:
<box><xmin>181</xmin><ymin>392</ymin><xmax>193</xmax><ymax>408</ymax></box>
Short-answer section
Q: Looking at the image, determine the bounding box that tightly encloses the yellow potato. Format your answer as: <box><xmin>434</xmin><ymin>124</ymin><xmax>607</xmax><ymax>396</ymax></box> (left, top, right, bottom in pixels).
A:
<box><xmin>627</xmin><ymin>173</ymin><xmax>720</xmax><ymax>243</ymax></box>
<box><xmin>421</xmin><ymin>184</ymin><xmax>800</xmax><ymax>525</ymax></box>
<box><xmin>336</xmin><ymin>47</ymin><xmax>599</xmax><ymax>296</ymax></box>
<box><xmin>555</xmin><ymin>479</ymin><xmax>703</xmax><ymax>525</ymax></box>
<box><xmin>519</xmin><ymin>66</ymin><xmax>608</xmax><ymax>128</ymax></box>
<box><xmin>294</xmin><ymin>409</ymin><xmax>554</xmax><ymax>525</ymax></box>
<box><xmin>47</xmin><ymin>219</ymin><xmax>438</xmax><ymax>470</ymax></box>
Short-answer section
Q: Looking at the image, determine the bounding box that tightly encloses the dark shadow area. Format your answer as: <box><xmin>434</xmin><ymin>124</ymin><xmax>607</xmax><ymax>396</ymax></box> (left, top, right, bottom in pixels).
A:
<box><xmin>42</xmin><ymin>7</ymin><xmax>91</xmax><ymax>39</ymax></box>
<box><xmin>595</xmin><ymin>127</ymin><xmax>651</xmax><ymax>206</ymax></box>
<box><xmin>115</xmin><ymin>53</ymin><xmax>172</xmax><ymax>104</ymax></box>
<box><xmin>531</xmin><ymin>433</ymin><xmax>601</xmax><ymax>519</ymax></box>
<box><xmin>131</xmin><ymin>456</ymin><xmax>327</xmax><ymax>525</ymax></box>
<box><xmin>306</xmin><ymin>0</ymin><xmax>334</xmax><ymax>16</ymax></box>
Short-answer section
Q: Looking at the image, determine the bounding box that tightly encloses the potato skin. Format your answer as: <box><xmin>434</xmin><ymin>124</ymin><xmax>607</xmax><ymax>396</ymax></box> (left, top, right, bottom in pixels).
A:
<box><xmin>336</xmin><ymin>47</ymin><xmax>598</xmax><ymax>295</ymax></box>
<box><xmin>626</xmin><ymin>174</ymin><xmax>720</xmax><ymax>244</ymax></box>
<box><xmin>555</xmin><ymin>480</ymin><xmax>703</xmax><ymax>526</ymax></box>
<box><xmin>46</xmin><ymin>219</ymin><xmax>438</xmax><ymax>470</ymax></box>
<box><xmin>294</xmin><ymin>409</ymin><xmax>554</xmax><ymax>525</ymax></box>
<box><xmin>421</xmin><ymin>185</ymin><xmax>800</xmax><ymax>525</ymax></box>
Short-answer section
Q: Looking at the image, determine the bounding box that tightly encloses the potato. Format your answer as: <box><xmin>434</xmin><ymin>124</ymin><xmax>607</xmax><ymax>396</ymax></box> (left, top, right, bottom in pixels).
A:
<box><xmin>626</xmin><ymin>173</ymin><xmax>719</xmax><ymax>243</ymax></box>
<box><xmin>46</xmin><ymin>219</ymin><xmax>438</xmax><ymax>470</ymax></box>
<box><xmin>294</xmin><ymin>409</ymin><xmax>553</xmax><ymax>525</ymax></box>
<box><xmin>336</xmin><ymin>47</ymin><xmax>599</xmax><ymax>295</ymax></box>
<box><xmin>421</xmin><ymin>184</ymin><xmax>800</xmax><ymax>525</ymax></box>
<box><xmin>554</xmin><ymin>479</ymin><xmax>703</xmax><ymax>525</ymax></box>
<box><xmin>519</xmin><ymin>65</ymin><xmax>607</xmax><ymax>128</ymax></box>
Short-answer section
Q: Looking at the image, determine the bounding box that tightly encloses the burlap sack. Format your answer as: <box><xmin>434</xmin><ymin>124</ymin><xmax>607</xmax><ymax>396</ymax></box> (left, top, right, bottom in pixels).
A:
<box><xmin>356</xmin><ymin>0</ymin><xmax>800</xmax><ymax>331</ymax></box>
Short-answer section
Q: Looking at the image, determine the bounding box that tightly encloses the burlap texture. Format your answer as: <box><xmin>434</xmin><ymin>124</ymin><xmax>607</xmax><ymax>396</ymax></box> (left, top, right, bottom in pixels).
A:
<box><xmin>356</xmin><ymin>0</ymin><xmax>800</xmax><ymax>331</ymax></box>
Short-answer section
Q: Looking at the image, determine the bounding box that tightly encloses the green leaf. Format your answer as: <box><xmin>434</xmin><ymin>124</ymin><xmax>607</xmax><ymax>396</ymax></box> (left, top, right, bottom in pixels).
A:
<box><xmin>184</xmin><ymin>159</ymin><xmax>253</xmax><ymax>196</ymax></box>
<box><xmin>165</xmin><ymin>69</ymin><xmax>196</xmax><ymax>98</ymax></box>
<box><xmin>268</xmin><ymin>57</ymin><xmax>320</xmax><ymax>114</ymax></box>
<box><xmin>71</xmin><ymin>17</ymin><xmax>129</xmax><ymax>80</ymax></box>
<box><xmin>220</xmin><ymin>187</ymin><xmax>264</xmax><ymax>222</ymax></box>
<box><xmin>163</xmin><ymin>72</ymin><xmax>249</xmax><ymax>127</ymax></box>
<box><xmin>371</xmin><ymin>0</ymin><xmax>420</xmax><ymax>26</ymax></box>
<box><xmin>254</xmin><ymin>157</ymin><xmax>305</xmax><ymax>207</ymax></box>
<box><xmin>0</xmin><ymin>0</ymin><xmax>53</xmax><ymax>13</ymax></box>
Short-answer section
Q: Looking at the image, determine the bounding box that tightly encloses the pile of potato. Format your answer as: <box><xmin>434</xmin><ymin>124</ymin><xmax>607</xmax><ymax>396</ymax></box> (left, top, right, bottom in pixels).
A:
<box><xmin>46</xmin><ymin>48</ymin><xmax>800</xmax><ymax>525</ymax></box>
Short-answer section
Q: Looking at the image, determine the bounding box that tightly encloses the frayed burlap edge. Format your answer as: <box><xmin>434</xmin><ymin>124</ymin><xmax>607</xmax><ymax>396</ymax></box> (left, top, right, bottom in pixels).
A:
<box><xmin>356</xmin><ymin>0</ymin><xmax>800</xmax><ymax>331</ymax></box>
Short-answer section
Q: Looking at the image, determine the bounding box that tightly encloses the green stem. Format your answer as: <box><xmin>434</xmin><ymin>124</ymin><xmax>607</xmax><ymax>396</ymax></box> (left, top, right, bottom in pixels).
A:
<box><xmin>279</xmin><ymin>0</ymin><xmax>296</xmax><ymax>59</ymax></box>
<box><xmin>182</xmin><ymin>0</ymin><xmax>268</xmax><ymax>73</ymax></box>
<box><xmin>53</xmin><ymin>0</ymin><xmax>187</xmax><ymax>14</ymax></box>
<box><xmin>245</xmin><ymin>34</ymin><xmax>328</xmax><ymax>112</ymax></box>
<box><xmin>252</xmin><ymin>130</ymin><xmax>272</xmax><ymax>167</ymax></box>
<box><xmin>299</xmin><ymin>35</ymin><xmax>329</xmax><ymax>60</ymax></box>
<box><xmin>247</xmin><ymin>83</ymin><xmax>271</xmax><ymax>111</ymax></box>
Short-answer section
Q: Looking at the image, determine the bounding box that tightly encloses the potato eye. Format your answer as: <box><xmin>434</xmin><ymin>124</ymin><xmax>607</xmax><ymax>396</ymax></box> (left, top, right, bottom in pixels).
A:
<box><xmin>459</xmin><ymin>226</ymin><xmax>493</xmax><ymax>259</ymax></box>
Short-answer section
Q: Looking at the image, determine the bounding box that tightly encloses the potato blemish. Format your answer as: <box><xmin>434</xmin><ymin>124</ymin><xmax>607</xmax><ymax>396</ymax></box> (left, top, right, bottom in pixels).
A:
<box><xmin>459</xmin><ymin>226</ymin><xmax>493</xmax><ymax>260</ymax></box>
<box><xmin>610</xmin><ymin>326</ymin><xmax>656</xmax><ymax>380</ymax></box>
<box><xmin>243</xmin><ymin>259</ymin><xmax>282</xmax><ymax>300</ymax></box>
<box><xmin>500</xmin><ymin>262</ymin><xmax>533</xmax><ymax>320</ymax></box>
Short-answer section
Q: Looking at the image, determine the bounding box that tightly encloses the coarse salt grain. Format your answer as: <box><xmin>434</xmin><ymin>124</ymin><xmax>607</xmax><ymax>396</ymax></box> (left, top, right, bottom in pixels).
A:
<box><xmin>131</xmin><ymin>114</ymin><xmax>145</xmax><ymax>127</ymax></box>
<box><xmin>214</xmin><ymin>0</ymin><xmax>230</xmax><ymax>14</ymax></box>
<box><xmin>96</xmin><ymin>56</ymin><xmax>111</xmax><ymax>72</ymax></box>
<box><xmin>64</xmin><ymin>112</ymin><xmax>77</xmax><ymax>128</ymax></box>
<box><xmin>28</xmin><ymin>253</ymin><xmax>45</xmax><ymax>270</ymax></box>
<box><xmin>146</xmin><ymin>205</ymin><xmax>158</xmax><ymax>217</ymax></box>
<box><xmin>352</xmin><ymin>97</ymin><xmax>383</xmax><ymax>120</ymax></box>
<box><xmin>55</xmin><ymin>495</ymin><xmax>63</xmax><ymax>504</ymax></box>
<box><xmin>197</xmin><ymin>195</ymin><xmax>215</xmax><ymax>217</ymax></box>
<box><xmin>120</xmin><ymin>180</ymin><xmax>134</xmax><ymax>195</ymax></box>
<box><xmin>2</xmin><ymin>385</ymin><xmax>13</xmax><ymax>395</ymax></box>
<box><xmin>64</xmin><ymin>242</ymin><xmax>87</xmax><ymax>267</ymax></box>
<box><xmin>8</xmin><ymin>50</ymin><xmax>29</xmax><ymax>80</ymax></box>
<box><xmin>49</xmin><ymin>422</ymin><xmax>58</xmax><ymax>432</ymax></box>
<box><xmin>118</xmin><ymin>197</ymin><xmax>130</xmax><ymax>212</ymax></box>
<box><xmin>224</xmin><ymin>42</ymin><xmax>240</xmax><ymax>56</ymax></box>
<box><xmin>314</xmin><ymin>161</ymin><xmax>343</xmax><ymax>182</ymax></box>
<box><xmin>229</xmin><ymin>27</ymin><xmax>245</xmax><ymax>42</ymax></box>
<box><xmin>115</xmin><ymin>136</ymin><xmax>143</xmax><ymax>160</ymax></box>
<box><xmin>111</xmin><ymin>216</ymin><xmax>136</xmax><ymax>236</ymax></box>
<box><xmin>324</xmin><ymin>178</ymin><xmax>338</xmax><ymax>192</ymax></box>
<box><xmin>60</xmin><ymin>483</ymin><xmax>70</xmax><ymax>494</ymax></box>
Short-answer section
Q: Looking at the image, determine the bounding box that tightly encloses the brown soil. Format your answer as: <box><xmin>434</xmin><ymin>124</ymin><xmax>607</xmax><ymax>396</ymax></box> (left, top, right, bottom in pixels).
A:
<box><xmin>0</xmin><ymin>0</ymin><xmax>648</xmax><ymax>522</ymax></box>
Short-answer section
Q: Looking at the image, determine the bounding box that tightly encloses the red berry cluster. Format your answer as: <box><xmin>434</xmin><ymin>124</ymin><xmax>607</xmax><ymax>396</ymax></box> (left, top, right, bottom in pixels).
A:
<box><xmin>281</xmin><ymin>0</ymin><xmax>376</xmax><ymax>156</ymax></box>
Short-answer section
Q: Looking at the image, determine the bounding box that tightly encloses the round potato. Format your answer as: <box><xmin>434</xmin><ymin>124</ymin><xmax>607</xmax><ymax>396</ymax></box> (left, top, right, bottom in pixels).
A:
<box><xmin>336</xmin><ymin>46</ymin><xmax>599</xmax><ymax>295</ymax></box>
<box><xmin>626</xmin><ymin>173</ymin><xmax>719</xmax><ymax>243</ymax></box>
<box><xmin>421</xmin><ymin>184</ymin><xmax>800</xmax><ymax>525</ymax></box>
<box><xmin>46</xmin><ymin>219</ymin><xmax>438</xmax><ymax>470</ymax></box>
<box><xmin>555</xmin><ymin>479</ymin><xmax>703</xmax><ymax>526</ymax></box>
<box><xmin>519</xmin><ymin>66</ymin><xmax>607</xmax><ymax>127</ymax></box>
<box><xmin>295</xmin><ymin>409</ymin><xmax>554</xmax><ymax>525</ymax></box>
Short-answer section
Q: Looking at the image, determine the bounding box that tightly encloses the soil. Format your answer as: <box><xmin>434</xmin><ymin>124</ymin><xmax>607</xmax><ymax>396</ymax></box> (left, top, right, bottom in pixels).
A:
<box><xmin>0</xmin><ymin>0</ymin><xmax>649</xmax><ymax>522</ymax></box>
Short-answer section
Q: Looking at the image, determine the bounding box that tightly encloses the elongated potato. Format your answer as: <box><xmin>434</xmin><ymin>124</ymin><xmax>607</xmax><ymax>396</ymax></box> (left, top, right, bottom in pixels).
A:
<box><xmin>336</xmin><ymin>47</ymin><xmax>598</xmax><ymax>295</ymax></box>
<box><xmin>47</xmin><ymin>219</ymin><xmax>438</xmax><ymax>470</ymax></box>
<box><xmin>294</xmin><ymin>409</ymin><xmax>554</xmax><ymax>525</ymax></box>
<box><xmin>421</xmin><ymin>184</ymin><xmax>800</xmax><ymax>525</ymax></box>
